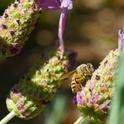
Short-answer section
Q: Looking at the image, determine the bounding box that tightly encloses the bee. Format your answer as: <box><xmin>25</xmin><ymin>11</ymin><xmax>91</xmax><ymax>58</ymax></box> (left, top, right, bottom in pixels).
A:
<box><xmin>71</xmin><ymin>63</ymin><xmax>94</xmax><ymax>93</ymax></box>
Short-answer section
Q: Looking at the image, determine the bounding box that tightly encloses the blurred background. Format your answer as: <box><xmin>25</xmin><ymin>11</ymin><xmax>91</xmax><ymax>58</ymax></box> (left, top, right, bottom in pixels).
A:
<box><xmin>0</xmin><ymin>0</ymin><xmax>124</xmax><ymax>123</ymax></box>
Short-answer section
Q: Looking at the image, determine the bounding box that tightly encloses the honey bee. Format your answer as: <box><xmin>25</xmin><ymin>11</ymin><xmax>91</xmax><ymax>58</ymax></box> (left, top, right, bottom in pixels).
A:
<box><xmin>71</xmin><ymin>63</ymin><xmax>94</xmax><ymax>93</ymax></box>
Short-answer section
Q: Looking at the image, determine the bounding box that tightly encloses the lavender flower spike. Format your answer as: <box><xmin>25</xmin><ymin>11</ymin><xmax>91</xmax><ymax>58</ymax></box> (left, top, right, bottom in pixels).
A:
<box><xmin>74</xmin><ymin>28</ymin><xmax>124</xmax><ymax>122</ymax></box>
<box><xmin>6</xmin><ymin>48</ymin><xmax>75</xmax><ymax>120</ymax></box>
<box><xmin>0</xmin><ymin>0</ymin><xmax>40</xmax><ymax>58</ymax></box>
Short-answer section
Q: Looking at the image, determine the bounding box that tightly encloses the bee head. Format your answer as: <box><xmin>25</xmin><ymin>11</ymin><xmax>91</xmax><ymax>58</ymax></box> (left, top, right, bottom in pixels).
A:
<box><xmin>87</xmin><ymin>63</ymin><xmax>94</xmax><ymax>73</ymax></box>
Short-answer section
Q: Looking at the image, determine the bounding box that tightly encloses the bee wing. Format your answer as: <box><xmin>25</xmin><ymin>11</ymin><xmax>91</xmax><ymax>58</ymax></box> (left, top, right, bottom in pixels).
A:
<box><xmin>61</xmin><ymin>70</ymin><xmax>76</xmax><ymax>80</ymax></box>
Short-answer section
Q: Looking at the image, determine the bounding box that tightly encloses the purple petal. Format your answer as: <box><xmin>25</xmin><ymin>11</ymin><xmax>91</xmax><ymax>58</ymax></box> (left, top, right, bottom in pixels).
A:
<box><xmin>99</xmin><ymin>101</ymin><xmax>110</xmax><ymax>112</ymax></box>
<box><xmin>10</xmin><ymin>45</ymin><xmax>18</xmax><ymax>54</ymax></box>
<box><xmin>88</xmin><ymin>95</ymin><xmax>100</xmax><ymax>105</ymax></box>
<box><xmin>37</xmin><ymin>0</ymin><xmax>61</xmax><ymax>10</ymax></box>
<box><xmin>76</xmin><ymin>91</ymin><xmax>85</xmax><ymax>105</ymax></box>
<box><xmin>10</xmin><ymin>43</ymin><xmax>19</xmax><ymax>54</ymax></box>
<box><xmin>37</xmin><ymin>0</ymin><xmax>73</xmax><ymax>10</ymax></box>
<box><xmin>58</xmin><ymin>0</ymin><xmax>73</xmax><ymax>52</ymax></box>
<box><xmin>58</xmin><ymin>8</ymin><xmax>68</xmax><ymax>52</ymax></box>
<box><xmin>60</xmin><ymin>0</ymin><xmax>73</xmax><ymax>10</ymax></box>
<box><xmin>37</xmin><ymin>0</ymin><xmax>73</xmax><ymax>52</ymax></box>
<box><xmin>118</xmin><ymin>27</ymin><xmax>124</xmax><ymax>51</ymax></box>
<box><xmin>73</xmin><ymin>95</ymin><xmax>77</xmax><ymax>104</ymax></box>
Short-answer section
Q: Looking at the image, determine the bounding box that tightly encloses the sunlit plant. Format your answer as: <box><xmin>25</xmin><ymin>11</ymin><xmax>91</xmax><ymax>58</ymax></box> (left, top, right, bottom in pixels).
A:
<box><xmin>0</xmin><ymin>0</ymin><xmax>124</xmax><ymax>124</ymax></box>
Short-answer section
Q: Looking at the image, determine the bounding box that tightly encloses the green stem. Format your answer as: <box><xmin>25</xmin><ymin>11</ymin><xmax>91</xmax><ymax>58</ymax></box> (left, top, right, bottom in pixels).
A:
<box><xmin>74</xmin><ymin>116</ymin><xmax>86</xmax><ymax>124</ymax></box>
<box><xmin>0</xmin><ymin>111</ymin><xmax>15</xmax><ymax>124</ymax></box>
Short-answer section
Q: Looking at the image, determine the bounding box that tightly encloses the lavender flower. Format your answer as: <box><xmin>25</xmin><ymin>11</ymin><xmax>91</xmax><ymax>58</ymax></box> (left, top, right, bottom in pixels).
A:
<box><xmin>6</xmin><ymin>48</ymin><xmax>76</xmax><ymax>119</ymax></box>
<box><xmin>0</xmin><ymin>0</ymin><xmax>40</xmax><ymax>58</ymax></box>
<box><xmin>0</xmin><ymin>0</ymin><xmax>72</xmax><ymax>58</ymax></box>
<box><xmin>74</xmin><ymin>28</ymin><xmax>124</xmax><ymax>122</ymax></box>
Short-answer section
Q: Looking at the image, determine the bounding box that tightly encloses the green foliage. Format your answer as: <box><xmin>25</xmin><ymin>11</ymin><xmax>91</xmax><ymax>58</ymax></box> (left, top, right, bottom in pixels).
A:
<box><xmin>45</xmin><ymin>95</ymin><xmax>66</xmax><ymax>124</ymax></box>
